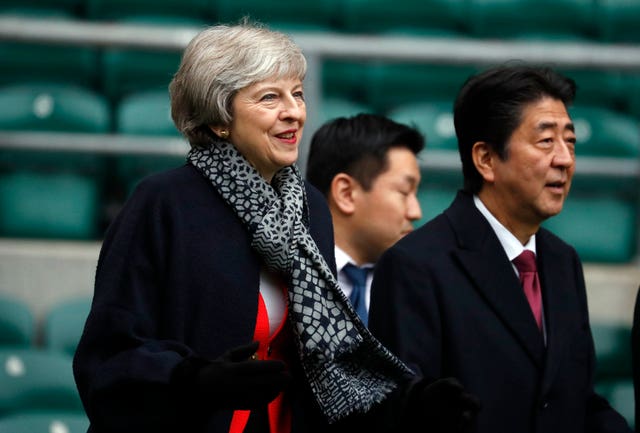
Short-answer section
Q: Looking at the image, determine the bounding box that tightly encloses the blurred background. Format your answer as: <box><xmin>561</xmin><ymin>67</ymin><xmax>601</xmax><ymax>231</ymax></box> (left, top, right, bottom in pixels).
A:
<box><xmin>0</xmin><ymin>0</ymin><xmax>638</xmax><ymax>430</ymax></box>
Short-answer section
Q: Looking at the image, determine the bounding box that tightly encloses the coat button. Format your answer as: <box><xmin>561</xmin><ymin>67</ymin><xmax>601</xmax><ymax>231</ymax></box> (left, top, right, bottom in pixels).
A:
<box><xmin>540</xmin><ymin>401</ymin><xmax>549</xmax><ymax>410</ymax></box>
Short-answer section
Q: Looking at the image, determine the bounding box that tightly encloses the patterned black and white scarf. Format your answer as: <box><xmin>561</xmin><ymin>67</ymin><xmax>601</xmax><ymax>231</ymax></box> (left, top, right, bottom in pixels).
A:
<box><xmin>188</xmin><ymin>140</ymin><xmax>414</xmax><ymax>423</ymax></box>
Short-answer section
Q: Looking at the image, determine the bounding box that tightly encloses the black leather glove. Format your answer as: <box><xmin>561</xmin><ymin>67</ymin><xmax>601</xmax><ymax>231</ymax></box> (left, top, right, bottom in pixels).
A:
<box><xmin>172</xmin><ymin>341</ymin><xmax>291</xmax><ymax>410</ymax></box>
<box><xmin>402</xmin><ymin>377</ymin><xmax>481</xmax><ymax>433</ymax></box>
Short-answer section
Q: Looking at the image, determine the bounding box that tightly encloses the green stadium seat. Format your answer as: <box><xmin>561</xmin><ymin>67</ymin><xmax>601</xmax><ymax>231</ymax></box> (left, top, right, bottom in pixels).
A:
<box><xmin>321</xmin><ymin>59</ymin><xmax>373</xmax><ymax>105</ymax></box>
<box><xmin>98</xmin><ymin>16</ymin><xmax>204</xmax><ymax>103</ymax></box>
<box><xmin>387</xmin><ymin>101</ymin><xmax>457</xmax><ymax>151</ymax></box>
<box><xmin>317</xmin><ymin>97</ymin><xmax>376</xmax><ymax>124</ymax></box>
<box><xmin>0</xmin><ymin>347</ymin><xmax>83</xmax><ymax>417</ymax></box>
<box><xmin>0</xmin><ymin>295</ymin><xmax>34</xmax><ymax>348</ymax></box>
<box><xmin>216</xmin><ymin>0</ymin><xmax>337</xmax><ymax>31</ymax></box>
<box><xmin>339</xmin><ymin>0</ymin><xmax>467</xmax><ymax>34</ymax></box>
<box><xmin>0</xmin><ymin>0</ymin><xmax>83</xmax><ymax>15</ymax></box>
<box><xmin>570</xmin><ymin>105</ymin><xmax>640</xmax><ymax>158</ymax></box>
<box><xmin>623</xmin><ymin>73</ymin><xmax>640</xmax><ymax>118</ymax></box>
<box><xmin>0</xmin><ymin>411</ymin><xmax>89</xmax><ymax>433</ymax></box>
<box><xmin>0</xmin><ymin>171</ymin><xmax>101</xmax><ymax>240</ymax></box>
<box><xmin>467</xmin><ymin>0</ymin><xmax>596</xmax><ymax>39</ymax></box>
<box><xmin>0</xmin><ymin>83</ymin><xmax>109</xmax><ymax>175</ymax></box>
<box><xmin>364</xmin><ymin>62</ymin><xmax>477</xmax><ymax>113</ymax></box>
<box><xmin>415</xmin><ymin>185</ymin><xmax>459</xmax><ymax>227</ymax></box>
<box><xmin>0</xmin><ymin>11</ymin><xmax>99</xmax><ymax>88</ymax></box>
<box><xmin>559</xmin><ymin>69</ymin><xmax>625</xmax><ymax>111</ymax></box>
<box><xmin>596</xmin><ymin>379</ymin><xmax>635</xmax><ymax>429</ymax></box>
<box><xmin>115</xmin><ymin>90</ymin><xmax>178</xmax><ymax>137</ymax></box>
<box><xmin>596</xmin><ymin>0</ymin><xmax>640</xmax><ymax>43</ymax></box>
<box><xmin>85</xmin><ymin>0</ymin><xmax>212</xmax><ymax>21</ymax></box>
<box><xmin>591</xmin><ymin>322</ymin><xmax>633</xmax><ymax>381</ymax></box>
<box><xmin>542</xmin><ymin>193</ymin><xmax>637</xmax><ymax>263</ymax></box>
<box><xmin>43</xmin><ymin>297</ymin><xmax>91</xmax><ymax>357</ymax></box>
<box><xmin>113</xmin><ymin>89</ymin><xmax>186</xmax><ymax>194</ymax></box>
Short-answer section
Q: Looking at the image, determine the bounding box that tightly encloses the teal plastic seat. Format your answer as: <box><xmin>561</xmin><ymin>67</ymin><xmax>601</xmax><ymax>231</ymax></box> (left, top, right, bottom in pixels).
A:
<box><xmin>0</xmin><ymin>295</ymin><xmax>34</xmax><ymax>348</ymax></box>
<box><xmin>43</xmin><ymin>297</ymin><xmax>92</xmax><ymax>357</ymax></box>
<box><xmin>85</xmin><ymin>0</ymin><xmax>211</xmax><ymax>21</ymax></box>
<box><xmin>365</xmin><ymin>62</ymin><xmax>477</xmax><ymax>113</ymax></box>
<box><xmin>216</xmin><ymin>0</ymin><xmax>337</xmax><ymax>31</ymax></box>
<box><xmin>317</xmin><ymin>97</ymin><xmax>376</xmax><ymax>124</ymax></box>
<box><xmin>0</xmin><ymin>82</ymin><xmax>110</xmax><ymax>174</ymax></box>
<box><xmin>0</xmin><ymin>12</ymin><xmax>99</xmax><ymax>88</ymax></box>
<box><xmin>542</xmin><ymin>193</ymin><xmax>637</xmax><ymax>263</ymax></box>
<box><xmin>591</xmin><ymin>322</ymin><xmax>633</xmax><ymax>380</ymax></box>
<box><xmin>595</xmin><ymin>0</ymin><xmax>640</xmax><ymax>43</ymax></box>
<box><xmin>0</xmin><ymin>348</ymin><xmax>83</xmax><ymax>416</ymax></box>
<box><xmin>114</xmin><ymin>89</ymin><xmax>186</xmax><ymax>194</ymax></box>
<box><xmin>339</xmin><ymin>0</ymin><xmax>467</xmax><ymax>34</ymax></box>
<box><xmin>467</xmin><ymin>0</ymin><xmax>596</xmax><ymax>39</ymax></box>
<box><xmin>570</xmin><ymin>105</ymin><xmax>640</xmax><ymax>158</ymax></box>
<box><xmin>595</xmin><ymin>379</ymin><xmax>634</xmax><ymax>429</ymax></box>
<box><xmin>415</xmin><ymin>185</ymin><xmax>458</xmax><ymax>228</ymax></box>
<box><xmin>0</xmin><ymin>171</ymin><xmax>100</xmax><ymax>240</ymax></box>
<box><xmin>387</xmin><ymin>101</ymin><xmax>457</xmax><ymax>151</ymax></box>
<box><xmin>0</xmin><ymin>411</ymin><xmax>89</xmax><ymax>433</ymax></box>
<box><xmin>98</xmin><ymin>16</ymin><xmax>205</xmax><ymax>103</ymax></box>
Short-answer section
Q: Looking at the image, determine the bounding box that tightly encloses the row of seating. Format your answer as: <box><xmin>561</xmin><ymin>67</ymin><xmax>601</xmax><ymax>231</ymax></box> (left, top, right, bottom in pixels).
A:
<box><xmin>2</xmin><ymin>34</ymin><xmax>640</xmax><ymax>117</ymax></box>
<box><xmin>2</xmin><ymin>0</ymin><xmax>640</xmax><ymax>43</ymax></box>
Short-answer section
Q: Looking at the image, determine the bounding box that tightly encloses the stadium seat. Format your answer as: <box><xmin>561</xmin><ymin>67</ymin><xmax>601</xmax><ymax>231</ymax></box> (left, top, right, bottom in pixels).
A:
<box><xmin>339</xmin><ymin>0</ymin><xmax>467</xmax><ymax>34</ymax></box>
<box><xmin>97</xmin><ymin>16</ymin><xmax>204</xmax><ymax>103</ymax></box>
<box><xmin>216</xmin><ymin>0</ymin><xmax>337</xmax><ymax>31</ymax></box>
<box><xmin>595</xmin><ymin>0</ymin><xmax>640</xmax><ymax>43</ymax></box>
<box><xmin>115</xmin><ymin>90</ymin><xmax>178</xmax><ymax>137</ymax></box>
<box><xmin>364</xmin><ymin>62</ymin><xmax>476</xmax><ymax>113</ymax></box>
<box><xmin>0</xmin><ymin>171</ymin><xmax>101</xmax><ymax>240</ymax></box>
<box><xmin>415</xmin><ymin>184</ymin><xmax>459</xmax><ymax>227</ymax></box>
<box><xmin>542</xmin><ymin>193</ymin><xmax>637</xmax><ymax>263</ymax></box>
<box><xmin>316</xmin><ymin>97</ymin><xmax>376</xmax><ymax>124</ymax></box>
<box><xmin>570</xmin><ymin>105</ymin><xmax>640</xmax><ymax>158</ymax></box>
<box><xmin>466</xmin><ymin>0</ymin><xmax>596</xmax><ymax>40</ymax></box>
<box><xmin>0</xmin><ymin>82</ymin><xmax>108</xmax><ymax>175</ymax></box>
<box><xmin>321</xmin><ymin>59</ymin><xmax>373</xmax><ymax>105</ymax></box>
<box><xmin>0</xmin><ymin>11</ymin><xmax>99</xmax><ymax>88</ymax></box>
<box><xmin>387</xmin><ymin>100</ymin><xmax>457</xmax><ymax>151</ymax></box>
<box><xmin>559</xmin><ymin>68</ymin><xmax>625</xmax><ymax>111</ymax></box>
<box><xmin>0</xmin><ymin>295</ymin><xmax>34</xmax><ymax>348</ymax></box>
<box><xmin>0</xmin><ymin>411</ymin><xmax>89</xmax><ymax>433</ymax></box>
<box><xmin>591</xmin><ymin>322</ymin><xmax>633</xmax><ymax>381</ymax></box>
<box><xmin>43</xmin><ymin>297</ymin><xmax>91</xmax><ymax>357</ymax></box>
<box><xmin>596</xmin><ymin>379</ymin><xmax>635</xmax><ymax>429</ymax></box>
<box><xmin>85</xmin><ymin>0</ymin><xmax>212</xmax><ymax>22</ymax></box>
<box><xmin>0</xmin><ymin>347</ymin><xmax>83</xmax><ymax>416</ymax></box>
<box><xmin>113</xmin><ymin>89</ymin><xmax>186</xmax><ymax>194</ymax></box>
<box><xmin>623</xmin><ymin>72</ymin><xmax>640</xmax><ymax>118</ymax></box>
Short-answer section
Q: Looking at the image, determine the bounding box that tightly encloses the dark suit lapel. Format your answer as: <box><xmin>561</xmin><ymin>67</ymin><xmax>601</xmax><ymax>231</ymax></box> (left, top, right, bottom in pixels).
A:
<box><xmin>447</xmin><ymin>192</ymin><xmax>545</xmax><ymax>366</ymax></box>
<box><xmin>536</xmin><ymin>232</ymin><xmax>576</xmax><ymax>393</ymax></box>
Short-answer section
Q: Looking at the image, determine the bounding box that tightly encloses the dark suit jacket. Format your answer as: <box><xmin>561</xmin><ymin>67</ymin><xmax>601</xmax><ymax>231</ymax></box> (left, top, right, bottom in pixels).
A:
<box><xmin>73</xmin><ymin>164</ymin><xmax>337</xmax><ymax>433</ymax></box>
<box><xmin>632</xmin><ymin>286</ymin><xmax>640</xmax><ymax>432</ymax></box>
<box><xmin>369</xmin><ymin>190</ymin><xmax>631</xmax><ymax>433</ymax></box>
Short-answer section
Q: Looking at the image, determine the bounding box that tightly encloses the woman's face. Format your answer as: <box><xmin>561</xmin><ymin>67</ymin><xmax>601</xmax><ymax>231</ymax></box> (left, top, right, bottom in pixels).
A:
<box><xmin>227</xmin><ymin>76</ymin><xmax>306</xmax><ymax>181</ymax></box>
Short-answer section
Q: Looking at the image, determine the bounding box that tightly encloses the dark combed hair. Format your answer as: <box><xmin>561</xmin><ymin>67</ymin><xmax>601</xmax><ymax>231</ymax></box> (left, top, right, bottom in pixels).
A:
<box><xmin>453</xmin><ymin>64</ymin><xmax>577</xmax><ymax>194</ymax></box>
<box><xmin>306</xmin><ymin>113</ymin><xmax>425</xmax><ymax>196</ymax></box>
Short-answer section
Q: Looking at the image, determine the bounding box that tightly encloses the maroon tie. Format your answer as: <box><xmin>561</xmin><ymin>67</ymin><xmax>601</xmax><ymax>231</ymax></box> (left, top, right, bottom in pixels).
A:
<box><xmin>513</xmin><ymin>250</ymin><xmax>542</xmax><ymax>330</ymax></box>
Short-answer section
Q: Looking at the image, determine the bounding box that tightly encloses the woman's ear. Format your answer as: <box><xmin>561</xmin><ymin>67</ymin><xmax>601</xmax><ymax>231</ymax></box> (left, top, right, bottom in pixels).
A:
<box><xmin>472</xmin><ymin>141</ymin><xmax>496</xmax><ymax>183</ymax></box>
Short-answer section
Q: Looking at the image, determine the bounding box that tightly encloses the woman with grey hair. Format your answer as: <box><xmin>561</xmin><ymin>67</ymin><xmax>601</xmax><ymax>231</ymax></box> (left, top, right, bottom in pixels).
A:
<box><xmin>73</xmin><ymin>20</ymin><xmax>479</xmax><ymax>433</ymax></box>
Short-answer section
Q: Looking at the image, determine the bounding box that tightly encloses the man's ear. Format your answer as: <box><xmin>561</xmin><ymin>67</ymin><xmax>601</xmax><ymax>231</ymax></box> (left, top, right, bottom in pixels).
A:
<box><xmin>329</xmin><ymin>173</ymin><xmax>358</xmax><ymax>215</ymax></box>
<box><xmin>472</xmin><ymin>141</ymin><xmax>496</xmax><ymax>183</ymax></box>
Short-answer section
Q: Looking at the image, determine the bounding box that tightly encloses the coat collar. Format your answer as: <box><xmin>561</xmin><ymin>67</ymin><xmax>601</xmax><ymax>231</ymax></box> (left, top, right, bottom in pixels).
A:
<box><xmin>445</xmin><ymin>190</ymin><xmax>546</xmax><ymax>366</ymax></box>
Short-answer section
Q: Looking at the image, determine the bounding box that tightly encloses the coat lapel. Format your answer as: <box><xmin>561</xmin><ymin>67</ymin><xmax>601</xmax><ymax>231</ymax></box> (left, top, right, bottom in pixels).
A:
<box><xmin>446</xmin><ymin>191</ymin><xmax>545</xmax><ymax>366</ymax></box>
<box><xmin>536</xmin><ymin>231</ymin><xmax>579</xmax><ymax>393</ymax></box>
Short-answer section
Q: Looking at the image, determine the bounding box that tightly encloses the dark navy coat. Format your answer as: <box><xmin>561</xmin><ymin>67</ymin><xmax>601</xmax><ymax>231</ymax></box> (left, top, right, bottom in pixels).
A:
<box><xmin>73</xmin><ymin>164</ymin><xmax>337</xmax><ymax>433</ymax></box>
<box><xmin>369</xmin><ymin>190</ymin><xmax>632</xmax><ymax>433</ymax></box>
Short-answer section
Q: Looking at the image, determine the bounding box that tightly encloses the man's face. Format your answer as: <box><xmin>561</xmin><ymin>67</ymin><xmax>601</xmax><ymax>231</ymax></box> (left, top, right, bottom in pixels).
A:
<box><xmin>484</xmin><ymin>96</ymin><xmax>576</xmax><ymax>231</ymax></box>
<box><xmin>350</xmin><ymin>147</ymin><xmax>422</xmax><ymax>263</ymax></box>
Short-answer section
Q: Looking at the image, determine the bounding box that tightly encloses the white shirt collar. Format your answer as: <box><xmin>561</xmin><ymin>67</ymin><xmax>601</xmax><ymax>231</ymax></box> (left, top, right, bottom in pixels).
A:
<box><xmin>473</xmin><ymin>195</ymin><xmax>536</xmax><ymax>261</ymax></box>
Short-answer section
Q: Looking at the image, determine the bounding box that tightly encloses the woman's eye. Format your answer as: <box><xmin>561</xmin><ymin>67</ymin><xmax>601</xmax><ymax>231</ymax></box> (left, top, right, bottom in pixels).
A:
<box><xmin>293</xmin><ymin>91</ymin><xmax>305</xmax><ymax>100</ymax></box>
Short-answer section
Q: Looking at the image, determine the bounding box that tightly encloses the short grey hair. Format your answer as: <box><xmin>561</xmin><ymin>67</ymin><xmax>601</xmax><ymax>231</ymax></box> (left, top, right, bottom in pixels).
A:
<box><xmin>169</xmin><ymin>20</ymin><xmax>307</xmax><ymax>147</ymax></box>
